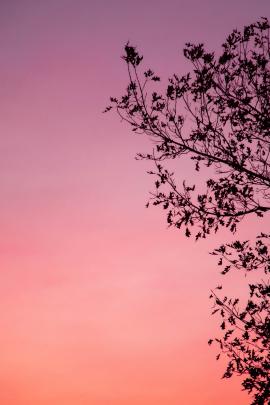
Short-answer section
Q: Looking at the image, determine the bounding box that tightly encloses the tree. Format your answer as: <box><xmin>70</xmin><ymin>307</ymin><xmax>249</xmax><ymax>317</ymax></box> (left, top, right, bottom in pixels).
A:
<box><xmin>209</xmin><ymin>235</ymin><xmax>270</xmax><ymax>404</ymax></box>
<box><xmin>105</xmin><ymin>17</ymin><xmax>270</xmax><ymax>404</ymax></box>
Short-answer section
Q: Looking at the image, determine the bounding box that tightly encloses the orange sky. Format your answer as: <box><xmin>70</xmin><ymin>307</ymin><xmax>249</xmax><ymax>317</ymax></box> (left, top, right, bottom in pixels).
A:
<box><xmin>0</xmin><ymin>1</ymin><xmax>269</xmax><ymax>404</ymax></box>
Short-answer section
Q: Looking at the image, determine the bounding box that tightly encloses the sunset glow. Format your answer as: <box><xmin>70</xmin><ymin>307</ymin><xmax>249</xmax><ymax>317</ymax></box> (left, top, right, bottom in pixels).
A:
<box><xmin>1</xmin><ymin>1</ymin><xmax>270</xmax><ymax>404</ymax></box>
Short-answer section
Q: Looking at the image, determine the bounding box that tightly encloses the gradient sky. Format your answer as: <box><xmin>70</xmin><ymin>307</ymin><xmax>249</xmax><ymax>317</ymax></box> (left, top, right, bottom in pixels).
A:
<box><xmin>0</xmin><ymin>1</ymin><xmax>270</xmax><ymax>404</ymax></box>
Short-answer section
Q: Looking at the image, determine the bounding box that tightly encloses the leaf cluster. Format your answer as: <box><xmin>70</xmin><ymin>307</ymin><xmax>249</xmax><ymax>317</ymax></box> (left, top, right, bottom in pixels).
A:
<box><xmin>210</xmin><ymin>234</ymin><xmax>270</xmax><ymax>404</ymax></box>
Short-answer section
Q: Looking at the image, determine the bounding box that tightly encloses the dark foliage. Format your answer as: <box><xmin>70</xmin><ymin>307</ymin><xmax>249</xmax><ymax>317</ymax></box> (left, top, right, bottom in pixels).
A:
<box><xmin>210</xmin><ymin>233</ymin><xmax>270</xmax><ymax>405</ymax></box>
<box><xmin>106</xmin><ymin>18</ymin><xmax>270</xmax><ymax>404</ymax></box>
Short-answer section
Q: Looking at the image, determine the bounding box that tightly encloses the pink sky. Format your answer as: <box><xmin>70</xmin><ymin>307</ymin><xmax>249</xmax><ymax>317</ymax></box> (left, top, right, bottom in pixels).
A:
<box><xmin>0</xmin><ymin>1</ymin><xmax>269</xmax><ymax>404</ymax></box>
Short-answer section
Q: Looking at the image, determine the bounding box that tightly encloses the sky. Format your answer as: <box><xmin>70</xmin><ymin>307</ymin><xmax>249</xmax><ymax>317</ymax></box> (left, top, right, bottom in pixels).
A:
<box><xmin>0</xmin><ymin>1</ymin><xmax>269</xmax><ymax>404</ymax></box>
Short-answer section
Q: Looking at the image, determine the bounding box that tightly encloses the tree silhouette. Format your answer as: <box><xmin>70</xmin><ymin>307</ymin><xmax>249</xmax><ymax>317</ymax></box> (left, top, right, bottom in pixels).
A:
<box><xmin>106</xmin><ymin>17</ymin><xmax>270</xmax><ymax>404</ymax></box>
<box><xmin>210</xmin><ymin>234</ymin><xmax>270</xmax><ymax>404</ymax></box>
